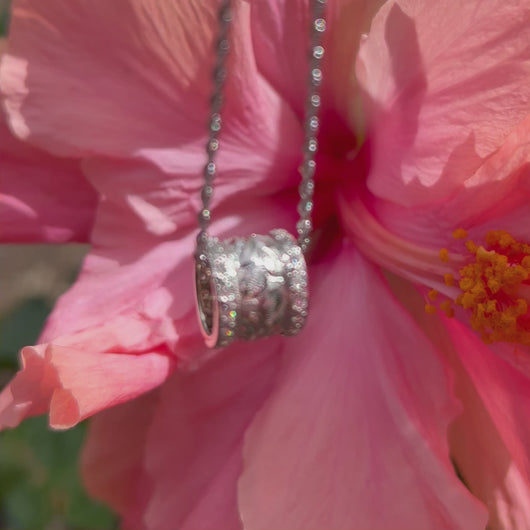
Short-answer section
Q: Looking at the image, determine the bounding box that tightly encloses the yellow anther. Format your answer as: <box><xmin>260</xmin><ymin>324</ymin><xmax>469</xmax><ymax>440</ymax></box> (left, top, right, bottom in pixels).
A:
<box><xmin>445</xmin><ymin>307</ymin><xmax>455</xmax><ymax>318</ymax></box>
<box><xmin>460</xmin><ymin>292</ymin><xmax>477</xmax><ymax>310</ymax></box>
<box><xmin>446</xmin><ymin>229</ymin><xmax>530</xmax><ymax>346</ymax></box>
<box><xmin>453</xmin><ymin>228</ymin><xmax>468</xmax><ymax>240</ymax></box>
<box><xmin>440</xmin><ymin>299</ymin><xmax>452</xmax><ymax>312</ymax></box>
<box><xmin>499</xmin><ymin>233</ymin><xmax>515</xmax><ymax>249</ymax></box>
<box><xmin>499</xmin><ymin>313</ymin><xmax>516</xmax><ymax>330</ymax></box>
<box><xmin>487</xmin><ymin>278</ymin><xmax>501</xmax><ymax>294</ymax></box>
<box><xmin>459</xmin><ymin>277</ymin><xmax>475</xmax><ymax>291</ymax></box>
<box><xmin>439</xmin><ymin>248</ymin><xmax>449</xmax><ymax>262</ymax></box>
<box><xmin>425</xmin><ymin>304</ymin><xmax>437</xmax><ymax>315</ymax></box>
<box><xmin>515</xmin><ymin>298</ymin><xmax>528</xmax><ymax>316</ymax></box>
<box><xmin>444</xmin><ymin>273</ymin><xmax>455</xmax><ymax>287</ymax></box>
<box><xmin>476</xmin><ymin>247</ymin><xmax>495</xmax><ymax>262</ymax></box>
<box><xmin>428</xmin><ymin>289</ymin><xmax>438</xmax><ymax>301</ymax></box>
<box><xmin>485</xmin><ymin>300</ymin><xmax>497</xmax><ymax>313</ymax></box>
<box><xmin>465</xmin><ymin>240</ymin><xmax>478</xmax><ymax>254</ymax></box>
<box><xmin>485</xmin><ymin>231</ymin><xmax>502</xmax><ymax>247</ymax></box>
<box><xmin>503</xmin><ymin>265</ymin><xmax>528</xmax><ymax>285</ymax></box>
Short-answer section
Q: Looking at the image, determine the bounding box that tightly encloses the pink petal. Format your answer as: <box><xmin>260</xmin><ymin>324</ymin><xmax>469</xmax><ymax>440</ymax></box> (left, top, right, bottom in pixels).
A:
<box><xmin>142</xmin><ymin>341</ymin><xmax>282</xmax><ymax>530</ymax></box>
<box><xmin>375</xmin><ymin>270</ymin><xmax>530</xmax><ymax>528</ymax></box>
<box><xmin>446</xmin><ymin>318</ymin><xmax>530</xmax><ymax>530</ymax></box>
<box><xmin>1</xmin><ymin>1</ymin><xmax>302</xmax><ymax>211</ymax></box>
<box><xmin>348</xmin><ymin>119</ymin><xmax>530</xmax><ymax>253</ymax></box>
<box><xmin>0</xmin><ymin>343</ymin><xmax>174</xmax><ymax>430</ymax></box>
<box><xmin>357</xmin><ymin>0</ymin><xmax>530</xmax><ymax>206</ymax></box>
<box><xmin>82</xmin><ymin>391</ymin><xmax>159</xmax><ymax>530</ymax></box>
<box><xmin>0</xmin><ymin>111</ymin><xmax>97</xmax><ymax>242</ymax></box>
<box><xmin>238</xmin><ymin>243</ymin><xmax>487</xmax><ymax>530</ymax></box>
<box><xmin>339</xmin><ymin>193</ymin><xmax>453</xmax><ymax>292</ymax></box>
<box><xmin>40</xmin><ymin>195</ymin><xmax>296</xmax><ymax>360</ymax></box>
<box><xmin>38</xmin><ymin>233</ymin><xmax>193</xmax><ymax>344</ymax></box>
<box><xmin>0</xmin><ymin>183</ymin><xmax>297</xmax><ymax>435</ymax></box>
<box><xmin>249</xmin><ymin>0</ymin><xmax>381</xmax><ymax>122</ymax></box>
<box><xmin>340</xmin><ymin>189</ymin><xmax>530</xmax><ymax>310</ymax></box>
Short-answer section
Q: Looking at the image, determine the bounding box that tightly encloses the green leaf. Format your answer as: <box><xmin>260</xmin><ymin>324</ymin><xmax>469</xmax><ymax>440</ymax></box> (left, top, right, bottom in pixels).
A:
<box><xmin>0</xmin><ymin>417</ymin><xmax>117</xmax><ymax>529</ymax></box>
<box><xmin>0</xmin><ymin>1</ymin><xmax>10</xmax><ymax>37</ymax></box>
<box><xmin>0</xmin><ymin>297</ymin><xmax>51</xmax><ymax>369</ymax></box>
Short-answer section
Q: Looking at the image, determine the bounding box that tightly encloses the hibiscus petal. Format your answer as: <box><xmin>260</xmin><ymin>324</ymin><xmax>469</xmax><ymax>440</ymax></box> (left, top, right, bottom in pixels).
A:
<box><xmin>142</xmin><ymin>341</ymin><xmax>282</xmax><ymax>530</ymax></box>
<box><xmin>446</xmin><ymin>318</ymin><xmax>530</xmax><ymax>530</ymax></box>
<box><xmin>357</xmin><ymin>0</ymin><xmax>530</xmax><ymax>206</ymax></box>
<box><xmin>0</xmin><ymin>343</ymin><xmax>174</xmax><ymax>430</ymax></box>
<box><xmin>39</xmin><ymin>195</ymin><xmax>297</xmax><ymax>357</ymax></box>
<box><xmin>339</xmin><ymin>193</ymin><xmax>455</xmax><ymax>293</ymax></box>
<box><xmin>377</xmin><ymin>270</ymin><xmax>530</xmax><ymax>529</ymax></box>
<box><xmin>249</xmin><ymin>0</ymin><xmax>380</xmax><ymax>120</ymax></box>
<box><xmin>0</xmin><ymin>0</ymin><xmax>302</xmax><ymax>210</ymax></box>
<box><xmin>82</xmin><ymin>391</ymin><xmax>159</xmax><ymax>530</ymax></box>
<box><xmin>349</xmin><ymin>121</ymin><xmax>530</xmax><ymax>254</ymax></box>
<box><xmin>0</xmin><ymin>111</ymin><xmax>97</xmax><ymax>242</ymax></box>
<box><xmin>82</xmin><ymin>380</ymin><xmax>253</xmax><ymax>530</ymax></box>
<box><xmin>0</xmin><ymin>188</ymin><xmax>297</xmax><ymax>436</ymax></box>
<box><xmin>238</xmin><ymin>242</ymin><xmax>487</xmax><ymax>530</ymax></box>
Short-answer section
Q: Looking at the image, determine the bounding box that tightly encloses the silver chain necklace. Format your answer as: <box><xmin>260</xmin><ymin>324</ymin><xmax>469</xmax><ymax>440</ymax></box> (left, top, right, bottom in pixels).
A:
<box><xmin>195</xmin><ymin>0</ymin><xmax>327</xmax><ymax>348</ymax></box>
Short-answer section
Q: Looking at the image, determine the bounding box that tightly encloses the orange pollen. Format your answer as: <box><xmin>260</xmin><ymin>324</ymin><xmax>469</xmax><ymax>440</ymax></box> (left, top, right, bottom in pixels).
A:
<box><xmin>440</xmin><ymin>300</ymin><xmax>452</xmax><ymax>312</ymax></box>
<box><xmin>444</xmin><ymin>229</ymin><xmax>530</xmax><ymax>346</ymax></box>
<box><xmin>428</xmin><ymin>289</ymin><xmax>438</xmax><ymax>301</ymax></box>
<box><xmin>425</xmin><ymin>304</ymin><xmax>437</xmax><ymax>315</ymax></box>
<box><xmin>444</xmin><ymin>273</ymin><xmax>455</xmax><ymax>287</ymax></box>
<box><xmin>452</xmin><ymin>228</ymin><xmax>468</xmax><ymax>240</ymax></box>
<box><xmin>439</xmin><ymin>248</ymin><xmax>449</xmax><ymax>262</ymax></box>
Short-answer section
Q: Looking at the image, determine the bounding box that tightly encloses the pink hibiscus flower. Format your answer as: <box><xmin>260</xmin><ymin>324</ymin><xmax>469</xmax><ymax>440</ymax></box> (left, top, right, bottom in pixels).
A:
<box><xmin>2</xmin><ymin>0</ymin><xmax>530</xmax><ymax>528</ymax></box>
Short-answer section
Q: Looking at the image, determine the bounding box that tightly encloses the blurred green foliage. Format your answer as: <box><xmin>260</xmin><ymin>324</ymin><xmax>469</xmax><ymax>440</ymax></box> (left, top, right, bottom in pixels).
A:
<box><xmin>0</xmin><ymin>298</ymin><xmax>117</xmax><ymax>529</ymax></box>
<box><xmin>0</xmin><ymin>417</ymin><xmax>116</xmax><ymax>530</ymax></box>
<box><xmin>0</xmin><ymin>0</ymin><xmax>10</xmax><ymax>37</ymax></box>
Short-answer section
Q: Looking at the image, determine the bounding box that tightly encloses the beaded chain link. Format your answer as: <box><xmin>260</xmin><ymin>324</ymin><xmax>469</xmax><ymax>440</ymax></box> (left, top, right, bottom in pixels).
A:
<box><xmin>198</xmin><ymin>0</ymin><xmax>327</xmax><ymax>253</ymax></box>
